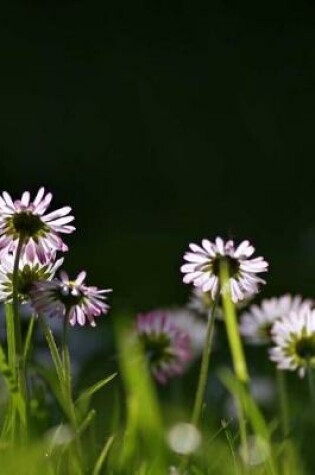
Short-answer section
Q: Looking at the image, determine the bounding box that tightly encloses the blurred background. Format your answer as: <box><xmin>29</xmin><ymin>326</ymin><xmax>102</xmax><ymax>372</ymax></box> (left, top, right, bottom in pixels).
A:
<box><xmin>1</xmin><ymin>0</ymin><xmax>315</xmax><ymax>471</ymax></box>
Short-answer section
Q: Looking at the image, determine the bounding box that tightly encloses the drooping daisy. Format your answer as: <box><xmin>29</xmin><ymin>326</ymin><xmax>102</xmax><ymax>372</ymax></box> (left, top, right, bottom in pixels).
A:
<box><xmin>269</xmin><ymin>306</ymin><xmax>315</xmax><ymax>377</ymax></box>
<box><xmin>240</xmin><ymin>295</ymin><xmax>313</xmax><ymax>345</ymax></box>
<box><xmin>181</xmin><ymin>237</ymin><xmax>268</xmax><ymax>303</ymax></box>
<box><xmin>0</xmin><ymin>251</ymin><xmax>63</xmax><ymax>303</ymax></box>
<box><xmin>0</xmin><ymin>188</ymin><xmax>75</xmax><ymax>262</ymax></box>
<box><xmin>30</xmin><ymin>271</ymin><xmax>112</xmax><ymax>327</ymax></box>
<box><xmin>136</xmin><ymin>311</ymin><xmax>192</xmax><ymax>384</ymax></box>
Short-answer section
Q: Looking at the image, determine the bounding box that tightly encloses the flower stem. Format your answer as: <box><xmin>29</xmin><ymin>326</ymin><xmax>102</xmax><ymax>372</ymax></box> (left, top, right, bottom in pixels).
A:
<box><xmin>12</xmin><ymin>236</ymin><xmax>28</xmax><ymax>432</ymax></box>
<box><xmin>61</xmin><ymin>315</ymin><xmax>83</xmax><ymax>473</ymax></box>
<box><xmin>191</xmin><ymin>300</ymin><xmax>217</xmax><ymax>427</ymax></box>
<box><xmin>219</xmin><ymin>259</ymin><xmax>249</xmax><ymax>462</ymax></box>
<box><xmin>307</xmin><ymin>362</ymin><xmax>315</xmax><ymax>410</ymax></box>
<box><xmin>276</xmin><ymin>369</ymin><xmax>290</xmax><ymax>438</ymax></box>
<box><xmin>219</xmin><ymin>260</ymin><xmax>249</xmax><ymax>384</ymax></box>
<box><xmin>276</xmin><ymin>369</ymin><xmax>291</xmax><ymax>475</ymax></box>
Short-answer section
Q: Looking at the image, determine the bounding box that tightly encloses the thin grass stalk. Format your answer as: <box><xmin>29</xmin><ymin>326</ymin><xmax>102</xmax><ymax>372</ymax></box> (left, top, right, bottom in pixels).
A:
<box><xmin>307</xmin><ymin>361</ymin><xmax>315</xmax><ymax>410</ymax></box>
<box><xmin>61</xmin><ymin>315</ymin><xmax>84</xmax><ymax>473</ymax></box>
<box><xmin>276</xmin><ymin>369</ymin><xmax>290</xmax><ymax>438</ymax></box>
<box><xmin>276</xmin><ymin>369</ymin><xmax>291</xmax><ymax>475</ymax></box>
<box><xmin>191</xmin><ymin>300</ymin><xmax>217</xmax><ymax>427</ymax></box>
<box><xmin>12</xmin><ymin>236</ymin><xmax>28</xmax><ymax>435</ymax></box>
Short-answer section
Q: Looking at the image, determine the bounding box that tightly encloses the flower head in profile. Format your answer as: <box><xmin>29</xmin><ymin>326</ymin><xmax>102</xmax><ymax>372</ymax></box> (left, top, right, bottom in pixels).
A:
<box><xmin>30</xmin><ymin>271</ymin><xmax>112</xmax><ymax>327</ymax></box>
<box><xmin>269</xmin><ymin>306</ymin><xmax>315</xmax><ymax>377</ymax></box>
<box><xmin>181</xmin><ymin>237</ymin><xmax>268</xmax><ymax>303</ymax></box>
<box><xmin>240</xmin><ymin>295</ymin><xmax>313</xmax><ymax>345</ymax></box>
<box><xmin>0</xmin><ymin>251</ymin><xmax>63</xmax><ymax>303</ymax></box>
<box><xmin>136</xmin><ymin>311</ymin><xmax>193</xmax><ymax>384</ymax></box>
<box><xmin>0</xmin><ymin>188</ymin><xmax>75</xmax><ymax>262</ymax></box>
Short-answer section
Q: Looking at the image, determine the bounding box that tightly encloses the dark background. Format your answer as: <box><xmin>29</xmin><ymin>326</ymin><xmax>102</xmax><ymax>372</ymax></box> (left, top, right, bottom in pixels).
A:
<box><xmin>1</xmin><ymin>0</ymin><xmax>315</xmax><ymax>310</ymax></box>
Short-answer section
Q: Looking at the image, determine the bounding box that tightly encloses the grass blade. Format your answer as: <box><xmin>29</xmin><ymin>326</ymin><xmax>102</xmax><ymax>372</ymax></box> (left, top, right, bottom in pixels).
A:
<box><xmin>92</xmin><ymin>435</ymin><xmax>116</xmax><ymax>475</ymax></box>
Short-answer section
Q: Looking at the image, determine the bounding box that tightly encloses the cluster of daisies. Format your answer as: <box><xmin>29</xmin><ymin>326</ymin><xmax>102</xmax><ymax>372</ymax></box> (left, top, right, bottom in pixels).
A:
<box><xmin>0</xmin><ymin>188</ymin><xmax>111</xmax><ymax>327</ymax></box>
<box><xmin>1</xmin><ymin>190</ymin><xmax>314</xmax><ymax>386</ymax></box>
<box><xmin>181</xmin><ymin>236</ymin><xmax>315</xmax><ymax>379</ymax></box>
<box><xmin>124</xmin><ymin>235</ymin><xmax>315</xmax><ymax>385</ymax></box>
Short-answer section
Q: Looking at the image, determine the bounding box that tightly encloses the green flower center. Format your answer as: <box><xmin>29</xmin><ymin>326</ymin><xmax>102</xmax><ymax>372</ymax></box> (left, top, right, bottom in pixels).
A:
<box><xmin>259</xmin><ymin>323</ymin><xmax>273</xmax><ymax>340</ymax></box>
<box><xmin>295</xmin><ymin>337</ymin><xmax>315</xmax><ymax>359</ymax></box>
<box><xmin>141</xmin><ymin>333</ymin><xmax>173</xmax><ymax>365</ymax></box>
<box><xmin>12</xmin><ymin>212</ymin><xmax>47</xmax><ymax>238</ymax></box>
<box><xmin>5</xmin><ymin>265</ymin><xmax>51</xmax><ymax>302</ymax></box>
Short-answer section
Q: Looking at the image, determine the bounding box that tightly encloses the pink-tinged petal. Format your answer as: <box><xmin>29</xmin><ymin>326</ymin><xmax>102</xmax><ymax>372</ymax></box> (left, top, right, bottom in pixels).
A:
<box><xmin>214</xmin><ymin>237</ymin><xmax>225</xmax><ymax>255</ymax></box>
<box><xmin>33</xmin><ymin>187</ymin><xmax>45</xmax><ymax>206</ymax></box>
<box><xmin>230</xmin><ymin>278</ymin><xmax>244</xmax><ymax>303</ymax></box>
<box><xmin>35</xmin><ymin>193</ymin><xmax>53</xmax><ymax>215</ymax></box>
<box><xmin>51</xmin><ymin>258</ymin><xmax>64</xmax><ymax>274</ymax></box>
<box><xmin>234</xmin><ymin>240</ymin><xmax>255</xmax><ymax>258</ymax></box>
<box><xmin>184</xmin><ymin>253</ymin><xmax>208</xmax><ymax>264</ymax></box>
<box><xmin>76</xmin><ymin>307</ymin><xmax>86</xmax><ymax>326</ymax></box>
<box><xmin>181</xmin><ymin>263</ymin><xmax>198</xmax><ymax>273</ymax></box>
<box><xmin>25</xmin><ymin>240</ymin><xmax>36</xmax><ymax>262</ymax></box>
<box><xmin>189</xmin><ymin>243</ymin><xmax>208</xmax><ymax>255</ymax></box>
<box><xmin>183</xmin><ymin>271</ymin><xmax>202</xmax><ymax>284</ymax></box>
<box><xmin>61</xmin><ymin>242</ymin><xmax>69</xmax><ymax>252</ymax></box>
<box><xmin>240</xmin><ymin>261</ymin><xmax>268</xmax><ymax>272</ymax></box>
<box><xmin>42</xmin><ymin>206</ymin><xmax>72</xmax><ymax>222</ymax></box>
<box><xmin>202</xmin><ymin>239</ymin><xmax>216</xmax><ymax>256</ymax></box>
<box><xmin>48</xmin><ymin>216</ymin><xmax>75</xmax><ymax>226</ymax></box>
<box><xmin>2</xmin><ymin>192</ymin><xmax>15</xmax><ymax>208</ymax></box>
<box><xmin>51</xmin><ymin>225</ymin><xmax>75</xmax><ymax>234</ymax></box>
<box><xmin>60</xmin><ymin>271</ymin><xmax>69</xmax><ymax>283</ymax></box>
<box><xmin>201</xmin><ymin>279</ymin><xmax>213</xmax><ymax>293</ymax></box>
<box><xmin>76</xmin><ymin>271</ymin><xmax>87</xmax><ymax>285</ymax></box>
<box><xmin>21</xmin><ymin>191</ymin><xmax>30</xmax><ymax>206</ymax></box>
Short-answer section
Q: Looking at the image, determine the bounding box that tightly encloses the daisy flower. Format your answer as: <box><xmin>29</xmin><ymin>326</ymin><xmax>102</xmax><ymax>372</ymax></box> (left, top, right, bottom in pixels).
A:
<box><xmin>240</xmin><ymin>295</ymin><xmax>313</xmax><ymax>345</ymax></box>
<box><xmin>30</xmin><ymin>271</ymin><xmax>112</xmax><ymax>327</ymax></box>
<box><xmin>136</xmin><ymin>311</ymin><xmax>193</xmax><ymax>384</ymax></box>
<box><xmin>161</xmin><ymin>308</ymin><xmax>208</xmax><ymax>356</ymax></box>
<box><xmin>0</xmin><ymin>188</ymin><xmax>75</xmax><ymax>262</ymax></box>
<box><xmin>181</xmin><ymin>237</ymin><xmax>268</xmax><ymax>303</ymax></box>
<box><xmin>0</xmin><ymin>251</ymin><xmax>63</xmax><ymax>303</ymax></box>
<box><xmin>269</xmin><ymin>306</ymin><xmax>315</xmax><ymax>377</ymax></box>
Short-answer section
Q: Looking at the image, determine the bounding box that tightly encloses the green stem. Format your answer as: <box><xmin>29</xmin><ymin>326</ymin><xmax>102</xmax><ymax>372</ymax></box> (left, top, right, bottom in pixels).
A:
<box><xmin>219</xmin><ymin>260</ymin><xmax>249</xmax><ymax>384</ymax></box>
<box><xmin>219</xmin><ymin>259</ymin><xmax>249</xmax><ymax>463</ymax></box>
<box><xmin>12</xmin><ymin>236</ymin><xmax>28</xmax><ymax>432</ymax></box>
<box><xmin>276</xmin><ymin>369</ymin><xmax>291</xmax><ymax>475</ymax></box>
<box><xmin>62</xmin><ymin>316</ymin><xmax>69</xmax><ymax>370</ymax></box>
<box><xmin>307</xmin><ymin>362</ymin><xmax>315</xmax><ymax>410</ymax></box>
<box><xmin>235</xmin><ymin>396</ymin><xmax>248</xmax><ymax>467</ymax></box>
<box><xmin>276</xmin><ymin>369</ymin><xmax>290</xmax><ymax>438</ymax></box>
<box><xmin>61</xmin><ymin>314</ymin><xmax>83</xmax><ymax>473</ymax></box>
<box><xmin>191</xmin><ymin>300</ymin><xmax>217</xmax><ymax>427</ymax></box>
